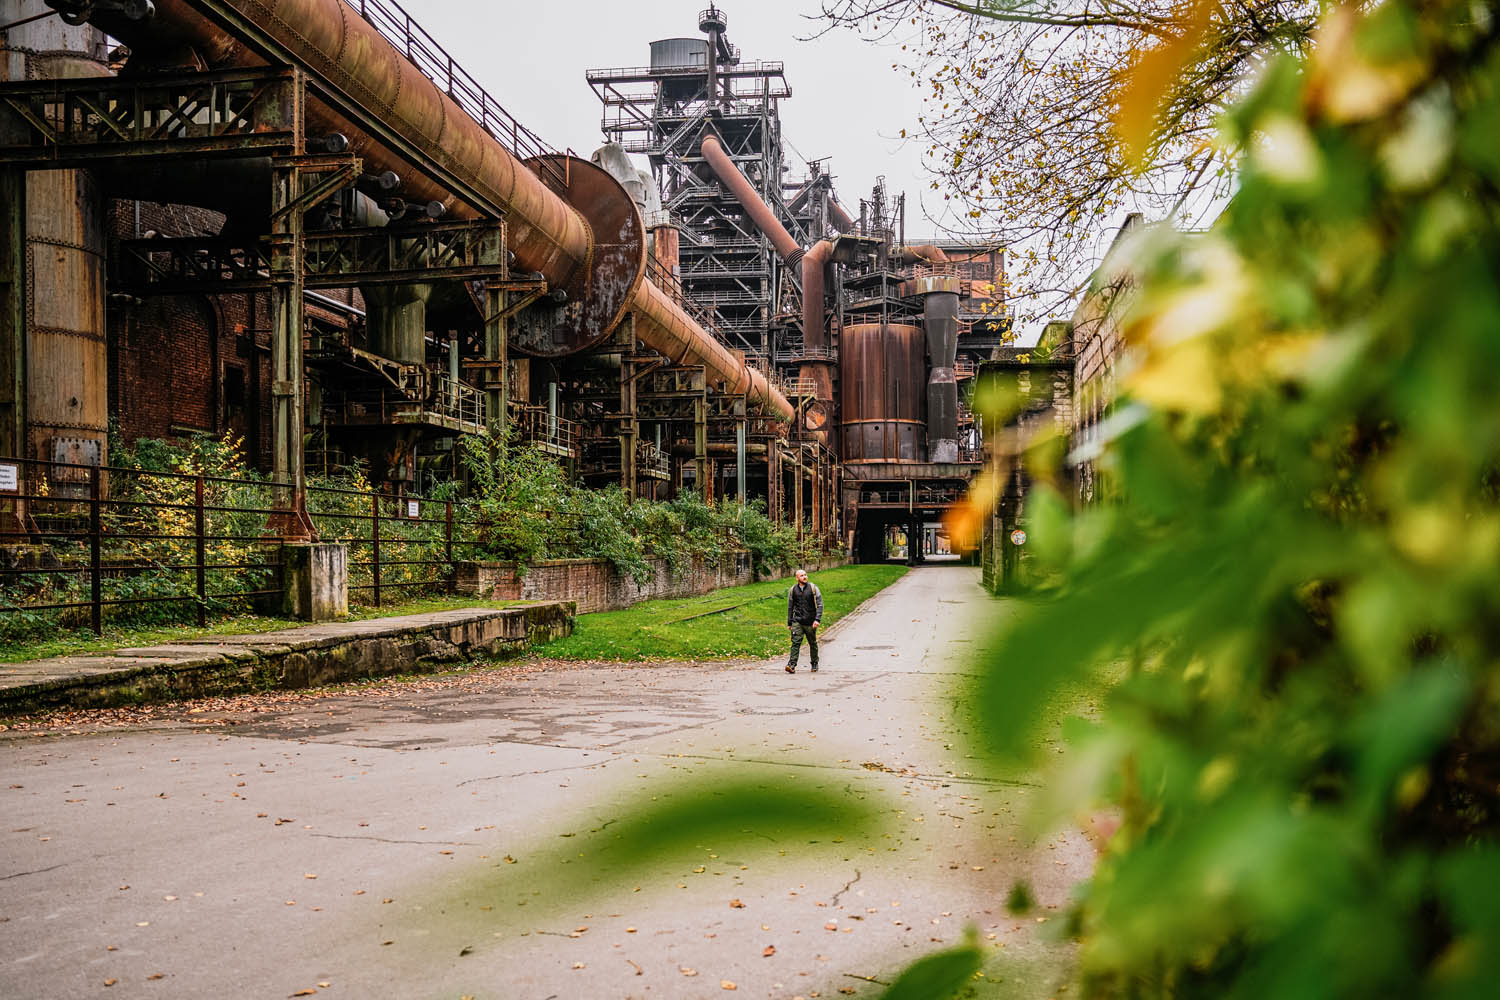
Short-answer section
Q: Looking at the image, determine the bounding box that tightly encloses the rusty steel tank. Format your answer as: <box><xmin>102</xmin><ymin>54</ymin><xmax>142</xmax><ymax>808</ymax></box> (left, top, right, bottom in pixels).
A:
<box><xmin>839</xmin><ymin>323</ymin><xmax>926</xmax><ymax>462</ymax></box>
<box><xmin>3</xmin><ymin>2</ymin><xmax>111</xmax><ymax>481</ymax></box>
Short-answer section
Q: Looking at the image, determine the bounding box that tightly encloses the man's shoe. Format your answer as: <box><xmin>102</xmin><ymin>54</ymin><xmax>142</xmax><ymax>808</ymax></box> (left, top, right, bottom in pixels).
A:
<box><xmin>811</xmin><ymin>664</ymin><xmax>819</xmax><ymax>672</ymax></box>
<box><xmin>785</xmin><ymin>664</ymin><xmax>796</xmax><ymax>673</ymax></box>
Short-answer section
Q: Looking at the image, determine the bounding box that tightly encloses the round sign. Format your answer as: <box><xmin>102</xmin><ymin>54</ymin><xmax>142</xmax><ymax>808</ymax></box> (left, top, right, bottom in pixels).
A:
<box><xmin>1009</xmin><ymin>529</ymin><xmax>1028</xmax><ymax>546</ymax></box>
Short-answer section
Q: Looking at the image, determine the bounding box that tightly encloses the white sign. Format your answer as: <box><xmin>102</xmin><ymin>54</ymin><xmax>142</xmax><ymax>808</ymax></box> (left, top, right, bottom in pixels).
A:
<box><xmin>0</xmin><ymin>463</ymin><xmax>17</xmax><ymax>492</ymax></box>
<box><xmin>407</xmin><ymin>499</ymin><xmax>420</xmax><ymax>519</ymax></box>
<box><xmin>1009</xmin><ymin>529</ymin><xmax>1028</xmax><ymax>546</ymax></box>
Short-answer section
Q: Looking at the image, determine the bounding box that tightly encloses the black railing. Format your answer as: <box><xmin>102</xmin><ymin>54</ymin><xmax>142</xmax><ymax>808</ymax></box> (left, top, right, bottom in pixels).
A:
<box><xmin>343</xmin><ymin>0</ymin><xmax>568</xmax><ymax>187</ymax></box>
<box><xmin>0</xmin><ymin>457</ymin><xmax>284</xmax><ymax>636</ymax></box>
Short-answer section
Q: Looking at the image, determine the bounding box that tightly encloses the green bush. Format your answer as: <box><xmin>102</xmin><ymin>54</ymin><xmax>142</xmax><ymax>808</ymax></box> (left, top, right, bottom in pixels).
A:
<box><xmin>963</xmin><ymin>5</ymin><xmax>1500</xmax><ymax>996</ymax></box>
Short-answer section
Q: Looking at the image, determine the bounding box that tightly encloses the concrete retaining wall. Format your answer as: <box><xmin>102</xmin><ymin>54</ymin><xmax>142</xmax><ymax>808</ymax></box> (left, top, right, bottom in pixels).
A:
<box><xmin>456</xmin><ymin>554</ymin><xmax>849</xmax><ymax>614</ymax></box>
<box><xmin>0</xmin><ymin>603</ymin><xmax>573</xmax><ymax>715</ymax></box>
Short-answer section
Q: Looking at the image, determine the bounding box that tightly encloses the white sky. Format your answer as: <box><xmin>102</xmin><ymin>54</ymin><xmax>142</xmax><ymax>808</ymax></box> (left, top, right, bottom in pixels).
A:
<box><xmin>414</xmin><ymin>1</ymin><xmax>940</xmax><ymax>233</ymax></box>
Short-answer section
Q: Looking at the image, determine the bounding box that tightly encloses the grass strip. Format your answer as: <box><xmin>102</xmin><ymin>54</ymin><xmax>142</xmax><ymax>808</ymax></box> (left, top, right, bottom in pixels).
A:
<box><xmin>537</xmin><ymin>564</ymin><xmax>907</xmax><ymax>662</ymax></box>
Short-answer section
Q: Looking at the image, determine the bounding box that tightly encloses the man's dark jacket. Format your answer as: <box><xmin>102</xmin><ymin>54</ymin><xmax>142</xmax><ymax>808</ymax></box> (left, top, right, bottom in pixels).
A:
<box><xmin>787</xmin><ymin>581</ymin><xmax>823</xmax><ymax>626</ymax></box>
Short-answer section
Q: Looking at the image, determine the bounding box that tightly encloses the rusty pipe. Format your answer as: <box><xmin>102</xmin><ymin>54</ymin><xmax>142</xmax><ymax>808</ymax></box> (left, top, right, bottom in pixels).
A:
<box><xmin>631</xmin><ymin>278</ymin><xmax>790</xmax><ymax>420</ymax></box>
<box><xmin>895</xmin><ymin>245</ymin><xmax>950</xmax><ymax>266</ymax></box>
<box><xmin>89</xmin><ymin>0</ymin><xmax>591</xmax><ymax>287</ymax></box>
<box><xmin>91</xmin><ymin>0</ymin><xmax>787</xmax><ymax>418</ymax></box>
<box><xmin>700</xmin><ymin>134</ymin><xmax>804</xmax><ymax>266</ymax></box>
<box><xmin>801</xmin><ymin>240</ymin><xmax>833</xmax><ymax>354</ymax></box>
<box><xmin>828</xmin><ymin>197</ymin><xmax>854</xmax><ymax>233</ymax></box>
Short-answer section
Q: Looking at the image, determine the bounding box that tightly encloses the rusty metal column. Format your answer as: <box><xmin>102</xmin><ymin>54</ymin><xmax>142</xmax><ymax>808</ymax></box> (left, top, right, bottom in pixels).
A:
<box><xmin>267</xmin><ymin>157</ymin><xmax>312</xmax><ymax>537</ymax></box>
<box><xmin>694</xmin><ymin>395</ymin><xmax>708</xmax><ymax>500</ymax></box>
<box><xmin>793</xmin><ymin>449</ymin><xmax>804</xmax><ymax>539</ymax></box>
<box><xmin>767</xmin><ymin>438</ymin><xmax>780</xmax><ymax>523</ymax></box>
<box><xmin>735</xmin><ymin>412</ymin><xmax>746</xmax><ymax>504</ymax></box>
<box><xmin>0</xmin><ymin>169</ymin><xmax>21</xmax><ymax>464</ymax></box>
<box><xmin>484</xmin><ymin>281</ymin><xmax>508</xmax><ymax>445</ymax></box>
<box><xmin>619</xmin><ymin>314</ymin><xmax>638</xmax><ymax>495</ymax></box>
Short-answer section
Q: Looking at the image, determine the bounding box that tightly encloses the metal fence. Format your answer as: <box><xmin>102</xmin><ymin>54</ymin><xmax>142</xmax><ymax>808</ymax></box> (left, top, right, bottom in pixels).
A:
<box><xmin>305</xmin><ymin>483</ymin><xmax>477</xmax><ymax>608</ymax></box>
<box><xmin>0</xmin><ymin>457</ymin><xmax>285</xmax><ymax>635</ymax></box>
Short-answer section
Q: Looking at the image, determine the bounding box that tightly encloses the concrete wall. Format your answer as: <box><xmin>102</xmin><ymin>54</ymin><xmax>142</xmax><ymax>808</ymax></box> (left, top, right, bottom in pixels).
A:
<box><xmin>456</xmin><ymin>553</ymin><xmax>849</xmax><ymax>614</ymax></box>
<box><xmin>0</xmin><ymin>603</ymin><xmax>575</xmax><ymax>714</ymax></box>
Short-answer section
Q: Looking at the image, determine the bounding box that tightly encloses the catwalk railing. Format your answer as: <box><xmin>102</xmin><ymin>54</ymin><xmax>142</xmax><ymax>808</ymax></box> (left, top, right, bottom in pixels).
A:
<box><xmin>342</xmin><ymin>0</ymin><xmax>567</xmax><ymax>187</ymax></box>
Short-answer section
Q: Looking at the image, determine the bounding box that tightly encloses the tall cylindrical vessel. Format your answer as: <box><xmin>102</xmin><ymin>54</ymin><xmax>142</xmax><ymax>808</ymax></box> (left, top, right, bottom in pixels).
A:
<box><xmin>840</xmin><ymin>323</ymin><xmax>925</xmax><ymax>462</ymax></box>
<box><xmin>4</xmin><ymin>3</ymin><xmax>110</xmax><ymax>482</ymax></box>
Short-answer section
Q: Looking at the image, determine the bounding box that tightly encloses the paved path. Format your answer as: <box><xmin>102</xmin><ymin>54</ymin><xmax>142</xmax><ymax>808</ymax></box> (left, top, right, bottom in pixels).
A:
<box><xmin>0</xmin><ymin>566</ymin><xmax>1088</xmax><ymax>999</ymax></box>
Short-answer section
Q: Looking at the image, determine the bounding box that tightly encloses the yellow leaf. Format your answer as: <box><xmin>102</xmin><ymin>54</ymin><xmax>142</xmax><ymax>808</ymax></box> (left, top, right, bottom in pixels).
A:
<box><xmin>1112</xmin><ymin>0</ymin><xmax>1217</xmax><ymax>167</ymax></box>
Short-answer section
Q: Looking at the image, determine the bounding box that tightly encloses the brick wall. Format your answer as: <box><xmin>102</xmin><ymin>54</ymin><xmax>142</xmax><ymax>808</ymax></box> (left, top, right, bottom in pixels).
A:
<box><xmin>457</xmin><ymin>553</ymin><xmax>850</xmax><ymax>614</ymax></box>
<box><xmin>105</xmin><ymin>200</ymin><xmax>359</xmax><ymax>472</ymax></box>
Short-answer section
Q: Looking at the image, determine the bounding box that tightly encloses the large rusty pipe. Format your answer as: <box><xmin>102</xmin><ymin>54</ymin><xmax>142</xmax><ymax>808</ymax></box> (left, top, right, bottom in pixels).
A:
<box><xmin>632</xmin><ymin>279</ymin><xmax>791</xmax><ymax>420</ymax></box>
<box><xmin>801</xmin><ymin>240</ymin><xmax>832</xmax><ymax>353</ymax></box>
<box><xmin>828</xmin><ymin>197</ymin><xmax>854</xmax><ymax>233</ymax></box>
<box><xmin>700</xmin><ymin>135</ymin><xmax>804</xmax><ymax>266</ymax></box>
<box><xmin>90</xmin><ymin>0</ymin><xmax>786</xmax><ymax>416</ymax></box>
<box><xmin>90</xmin><ymin>0</ymin><xmax>590</xmax><ymax>285</ymax></box>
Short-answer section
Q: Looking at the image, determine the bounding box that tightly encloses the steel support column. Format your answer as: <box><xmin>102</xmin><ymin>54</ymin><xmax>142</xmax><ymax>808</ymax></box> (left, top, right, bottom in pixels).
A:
<box><xmin>484</xmin><ymin>281</ymin><xmax>508</xmax><ymax>444</ymax></box>
<box><xmin>267</xmin><ymin>157</ymin><xmax>313</xmax><ymax>537</ymax></box>
<box><xmin>0</xmin><ymin>168</ymin><xmax>21</xmax><ymax>465</ymax></box>
<box><xmin>694</xmin><ymin>395</ymin><xmax>708</xmax><ymax>500</ymax></box>
<box><xmin>619</xmin><ymin>314</ymin><xmax>639</xmax><ymax>496</ymax></box>
<box><xmin>735</xmin><ymin>411</ymin><xmax>746</xmax><ymax>503</ymax></box>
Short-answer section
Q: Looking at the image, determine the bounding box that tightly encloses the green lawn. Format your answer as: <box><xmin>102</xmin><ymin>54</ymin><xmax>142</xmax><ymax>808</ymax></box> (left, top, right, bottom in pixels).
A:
<box><xmin>538</xmin><ymin>564</ymin><xmax>907</xmax><ymax>662</ymax></box>
<box><xmin>0</xmin><ymin>596</ymin><xmax>513</xmax><ymax>664</ymax></box>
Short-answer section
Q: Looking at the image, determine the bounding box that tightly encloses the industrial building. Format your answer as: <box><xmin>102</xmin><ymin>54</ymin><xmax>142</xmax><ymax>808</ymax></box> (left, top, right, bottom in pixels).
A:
<box><xmin>1</xmin><ymin>0</ymin><xmax>1008</xmax><ymax>562</ymax></box>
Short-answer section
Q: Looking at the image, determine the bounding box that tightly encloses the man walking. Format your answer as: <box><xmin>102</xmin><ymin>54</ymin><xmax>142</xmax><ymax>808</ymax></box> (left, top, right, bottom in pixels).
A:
<box><xmin>785</xmin><ymin>568</ymin><xmax>823</xmax><ymax>673</ymax></box>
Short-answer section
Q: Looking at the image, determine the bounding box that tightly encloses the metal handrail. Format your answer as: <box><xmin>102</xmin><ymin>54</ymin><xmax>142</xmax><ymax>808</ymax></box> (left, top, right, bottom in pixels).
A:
<box><xmin>343</xmin><ymin>0</ymin><xmax>566</xmax><ymax>186</ymax></box>
<box><xmin>586</xmin><ymin>59</ymin><xmax>786</xmax><ymax>81</ymax></box>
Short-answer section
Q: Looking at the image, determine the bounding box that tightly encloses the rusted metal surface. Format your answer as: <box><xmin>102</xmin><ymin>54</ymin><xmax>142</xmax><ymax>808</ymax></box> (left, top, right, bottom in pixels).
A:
<box><xmin>631</xmin><ymin>276</ymin><xmax>792</xmax><ymax>420</ymax></box>
<box><xmin>898</xmin><ymin>273</ymin><xmax>963</xmax><ymax>297</ymax></box>
<box><xmin>799</xmin><ymin>239</ymin><xmax>834</xmax><ymax>439</ymax></box>
<box><xmin>650</xmin><ymin>222</ymin><xmax>680</xmax><ymax>278</ymax></box>
<box><xmin>923</xmin><ymin>291</ymin><xmax>961</xmax><ymax>463</ymax></box>
<box><xmin>68</xmin><ymin>0</ymin><xmax>785</xmax><ymax>423</ymax></box>
<box><xmin>894</xmin><ymin>244</ymin><xmax>949</xmax><ymax>266</ymax></box>
<box><xmin>840</xmin><ymin>323</ymin><xmax>925</xmax><ymax>462</ymax></box>
<box><xmin>827</xmin><ymin>197</ymin><xmax>854</xmax><ymax>233</ymax></box>
<box><xmin>7</xmin><ymin>5</ymin><xmax>109</xmax><ymax>471</ymax></box>
<box><xmin>512</xmin><ymin>154</ymin><xmax>644</xmax><ymax>357</ymax></box>
<box><xmin>699</xmin><ymin>134</ymin><xmax>803</xmax><ymax>265</ymax></box>
<box><xmin>97</xmin><ymin>0</ymin><xmax>592</xmax><ymax>285</ymax></box>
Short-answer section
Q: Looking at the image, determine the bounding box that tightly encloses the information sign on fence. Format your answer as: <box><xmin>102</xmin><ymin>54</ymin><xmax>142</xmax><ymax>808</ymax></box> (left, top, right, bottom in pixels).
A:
<box><xmin>0</xmin><ymin>463</ymin><xmax>17</xmax><ymax>492</ymax></box>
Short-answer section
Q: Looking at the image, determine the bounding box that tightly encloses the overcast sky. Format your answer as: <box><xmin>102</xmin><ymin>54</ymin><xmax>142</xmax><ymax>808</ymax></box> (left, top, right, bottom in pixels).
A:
<box><xmin>414</xmin><ymin>1</ymin><xmax>943</xmax><ymax>234</ymax></box>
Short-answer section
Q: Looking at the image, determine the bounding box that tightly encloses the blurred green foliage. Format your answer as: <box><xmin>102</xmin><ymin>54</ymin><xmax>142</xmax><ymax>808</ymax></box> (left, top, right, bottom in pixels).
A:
<box><xmin>971</xmin><ymin>4</ymin><xmax>1500</xmax><ymax>996</ymax></box>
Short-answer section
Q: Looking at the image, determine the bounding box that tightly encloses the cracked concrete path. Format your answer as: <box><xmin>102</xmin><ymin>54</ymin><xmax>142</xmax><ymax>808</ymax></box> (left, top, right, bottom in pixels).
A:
<box><xmin>0</xmin><ymin>565</ymin><xmax>1089</xmax><ymax>999</ymax></box>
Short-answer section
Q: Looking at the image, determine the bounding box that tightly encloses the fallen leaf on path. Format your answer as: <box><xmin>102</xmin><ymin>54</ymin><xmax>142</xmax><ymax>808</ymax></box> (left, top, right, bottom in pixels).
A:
<box><xmin>572</xmin><ymin>962</ymin><xmax>585</xmax><ymax>969</ymax></box>
<box><xmin>104</xmin><ymin>980</ymin><xmax>117</xmax><ymax>987</ymax></box>
<box><xmin>763</xmin><ymin>945</ymin><xmax>776</xmax><ymax>957</ymax></box>
<box><xmin>729</xmin><ymin>899</ymin><xmax>745</xmax><ymax>908</ymax></box>
<box><xmin>721</xmin><ymin>981</ymin><xmax>737</xmax><ymax>991</ymax></box>
<box><xmin>290</xmin><ymin>990</ymin><xmax>317</xmax><ymax>997</ymax></box>
<box><xmin>680</xmin><ymin>967</ymin><xmax>698</xmax><ymax>976</ymax></box>
<box><xmin>824</xmin><ymin>921</ymin><xmax>838</xmax><ymax>931</ymax></box>
<box><xmin>147</xmin><ymin>973</ymin><xmax>164</xmax><ymax>980</ymax></box>
<box><xmin>303</xmin><ymin>873</ymin><xmax>317</xmax><ymax>879</ymax></box>
<box><xmin>627</xmin><ymin>959</ymin><xmax>643</xmax><ymax>975</ymax></box>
